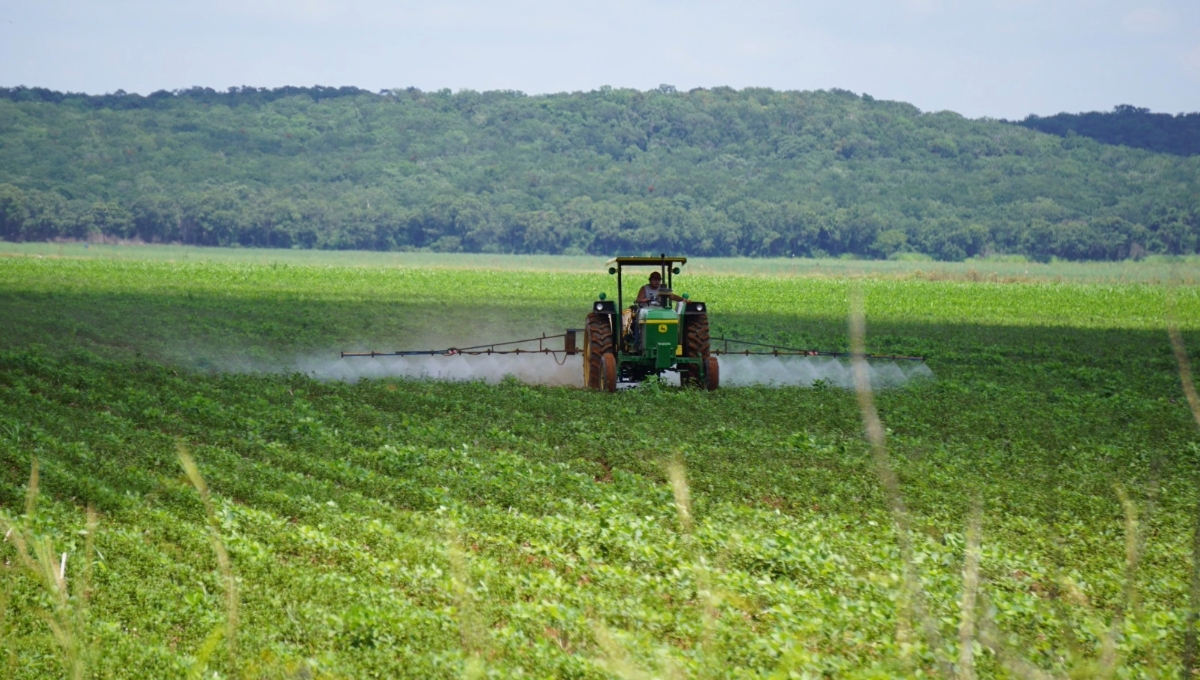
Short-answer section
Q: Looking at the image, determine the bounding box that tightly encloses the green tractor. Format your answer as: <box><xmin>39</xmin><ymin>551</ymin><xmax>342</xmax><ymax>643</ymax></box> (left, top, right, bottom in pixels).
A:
<box><xmin>583</xmin><ymin>255</ymin><xmax>718</xmax><ymax>392</ymax></box>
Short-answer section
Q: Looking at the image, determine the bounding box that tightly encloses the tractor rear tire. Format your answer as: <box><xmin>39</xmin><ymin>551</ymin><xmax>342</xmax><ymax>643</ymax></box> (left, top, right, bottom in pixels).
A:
<box><xmin>681</xmin><ymin>313</ymin><xmax>711</xmax><ymax>388</ymax></box>
<box><xmin>601</xmin><ymin>353</ymin><xmax>618</xmax><ymax>392</ymax></box>
<box><xmin>584</xmin><ymin>313</ymin><xmax>613</xmax><ymax>390</ymax></box>
<box><xmin>704</xmin><ymin>355</ymin><xmax>720</xmax><ymax>391</ymax></box>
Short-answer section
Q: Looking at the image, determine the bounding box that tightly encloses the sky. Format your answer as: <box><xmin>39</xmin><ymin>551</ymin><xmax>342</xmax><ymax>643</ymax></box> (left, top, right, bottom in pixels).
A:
<box><xmin>1</xmin><ymin>0</ymin><xmax>1197</xmax><ymax>119</ymax></box>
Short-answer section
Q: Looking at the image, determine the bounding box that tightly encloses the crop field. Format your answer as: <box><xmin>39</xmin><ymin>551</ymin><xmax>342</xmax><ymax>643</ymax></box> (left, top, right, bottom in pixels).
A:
<box><xmin>1</xmin><ymin>252</ymin><xmax>1199</xmax><ymax>678</ymax></box>
<box><xmin>4</xmin><ymin>241</ymin><xmax>1200</xmax><ymax>284</ymax></box>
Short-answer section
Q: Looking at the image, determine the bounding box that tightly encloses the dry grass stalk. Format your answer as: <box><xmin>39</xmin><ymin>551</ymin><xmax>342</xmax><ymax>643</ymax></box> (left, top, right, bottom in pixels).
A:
<box><xmin>1081</xmin><ymin>482</ymin><xmax>1149</xmax><ymax>677</ymax></box>
<box><xmin>589</xmin><ymin>622</ymin><xmax>658</xmax><ymax>680</ymax></box>
<box><xmin>588</xmin><ymin>463</ymin><xmax>717</xmax><ymax>679</ymax></box>
<box><xmin>849</xmin><ymin>287</ymin><xmax>951</xmax><ymax>676</ymax></box>
<box><xmin>82</xmin><ymin>507</ymin><xmax>96</xmax><ymax>610</ymax></box>
<box><xmin>24</xmin><ymin>456</ymin><xmax>38</xmax><ymax>519</ymax></box>
<box><xmin>667</xmin><ymin>461</ymin><xmax>722</xmax><ymax>676</ymax></box>
<box><xmin>186</xmin><ymin>625</ymin><xmax>228</xmax><ymax>680</ymax></box>
<box><xmin>1167</xmin><ymin>297</ymin><xmax>1200</xmax><ymax>431</ymax></box>
<box><xmin>0</xmin><ymin>460</ymin><xmax>92</xmax><ymax>679</ymax></box>
<box><xmin>975</xmin><ymin>604</ymin><xmax>1060</xmax><ymax>680</ymax></box>
<box><xmin>1187</xmin><ymin>512</ymin><xmax>1200</xmax><ymax>678</ymax></box>
<box><xmin>177</xmin><ymin>443</ymin><xmax>239</xmax><ymax>672</ymax></box>
<box><xmin>667</xmin><ymin>461</ymin><xmax>693</xmax><ymax>535</ymax></box>
<box><xmin>0</xmin><ymin>567</ymin><xmax>13</xmax><ymax>677</ymax></box>
<box><xmin>1113</xmin><ymin>484</ymin><xmax>1142</xmax><ymax>619</ymax></box>
<box><xmin>957</xmin><ymin>501</ymin><xmax>982</xmax><ymax>680</ymax></box>
<box><xmin>1167</xmin><ymin>285</ymin><xmax>1200</xmax><ymax>677</ymax></box>
<box><xmin>444</xmin><ymin>522</ymin><xmax>487</xmax><ymax>678</ymax></box>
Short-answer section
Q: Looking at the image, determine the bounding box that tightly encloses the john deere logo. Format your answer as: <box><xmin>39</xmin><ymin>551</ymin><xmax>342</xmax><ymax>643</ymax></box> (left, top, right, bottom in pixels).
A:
<box><xmin>658</xmin><ymin>324</ymin><xmax>667</xmax><ymax>333</ymax></box>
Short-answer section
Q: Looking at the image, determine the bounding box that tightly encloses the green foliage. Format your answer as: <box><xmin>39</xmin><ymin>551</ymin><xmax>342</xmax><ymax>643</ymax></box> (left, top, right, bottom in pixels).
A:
<box><xmin>0</xmin><ymin>254</ymin><xmax>1199</xmax><ymax>677</ymax></box>
<box><xmin>1017</xmin><ymin>104</ymin><xmax>1200</xmax><ymax>157</ymax></box>
<box><xmin>0</xmin><ymin>87</ymin><xmax>1197</xmax><ymax>261</ymax></box>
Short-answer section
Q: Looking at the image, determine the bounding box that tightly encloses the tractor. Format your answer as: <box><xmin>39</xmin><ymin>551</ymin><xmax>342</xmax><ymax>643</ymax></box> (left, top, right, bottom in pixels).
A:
<box><xmin>340</xmin><ymin>255</ymin><xmax>925</xmax><ymax>388</ymax></box>
<box><xmin>582</xmin><ymin>255</ymin><xmax>718</xmax><ymax>392</ymax></box>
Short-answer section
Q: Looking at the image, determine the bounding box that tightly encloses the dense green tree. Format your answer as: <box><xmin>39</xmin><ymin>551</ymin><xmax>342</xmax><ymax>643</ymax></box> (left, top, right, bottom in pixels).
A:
<box><xmin>0</xmin><ymin>85</ymin><xmax>1197</xmax><ymax>260</ymax></box>
<box><xmin>1017</xmin><ymin>105</ymin><xmax>1200</xmax><ymax>156</ymax></box>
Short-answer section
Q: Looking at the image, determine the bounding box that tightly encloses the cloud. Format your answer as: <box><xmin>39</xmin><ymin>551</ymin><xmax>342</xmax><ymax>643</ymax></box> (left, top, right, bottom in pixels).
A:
<box><xmin>736</xmin><ymin>38</ymin><xmax>788</xmax><ymax>58</ymax></box>
<box><xmin>902</xmin><ymin>0</ymin><xmax>940</xmax><ymax>14</ymax></box>
<box><xmin>1122</xmin><ymin>7</ymin><xmax>1172</xmax><ymax>34</ymax></box>
<box><xmin>1185</xmin><ymin>44</ymin><xmax>1200</xmax><ymax>78</ymax></box>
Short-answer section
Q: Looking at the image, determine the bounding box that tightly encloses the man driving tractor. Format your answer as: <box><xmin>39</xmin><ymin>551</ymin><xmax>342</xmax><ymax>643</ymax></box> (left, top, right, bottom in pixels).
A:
<box><xmin>636</xmin><ymin>271</ymin><xmax>685</xmax><ymax>306</ymax></box>
<box><xmin>624</xmin><ymin>271</ymin><xmax>685</xmax><ymax>347</ymax></box>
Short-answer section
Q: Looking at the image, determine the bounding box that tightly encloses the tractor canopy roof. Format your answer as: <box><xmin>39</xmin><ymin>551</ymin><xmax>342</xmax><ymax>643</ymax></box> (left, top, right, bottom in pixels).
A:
<box><xmin>604</xmin><ymin>256</ymin><xmax>687</xmax><ymax>268</ymax></box>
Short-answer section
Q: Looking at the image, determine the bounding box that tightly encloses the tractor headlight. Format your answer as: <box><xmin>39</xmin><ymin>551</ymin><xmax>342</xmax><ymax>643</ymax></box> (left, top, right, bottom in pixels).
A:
<box><xmin>695</xmin><ymin>304</ymin><xmax>704</xmax><ymax>312</ymax></box>
<box><xmin>595</xmin><ymin>303</ymin><xmax>604</xmax><ymax>311</ymax></box>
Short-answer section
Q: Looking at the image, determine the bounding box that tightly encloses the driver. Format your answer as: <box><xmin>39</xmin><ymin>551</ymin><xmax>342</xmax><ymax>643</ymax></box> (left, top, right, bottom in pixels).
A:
<box><xmin>625</xmin><ymin>271</ymin><xmax>684</xmax><ymax>347</ymax></box>
<box><xmin>635</xmin><ymin>271</ymin><xmax>683</xmax><ymax>307</ymax></box>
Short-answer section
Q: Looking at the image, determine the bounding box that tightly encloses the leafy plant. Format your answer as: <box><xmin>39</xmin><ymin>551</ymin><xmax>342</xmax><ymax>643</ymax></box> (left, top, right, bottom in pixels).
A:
<box><xmin>0</xmin><ymin>255</ymin><xmax>1196</xmax><ymax>677</ymax></box>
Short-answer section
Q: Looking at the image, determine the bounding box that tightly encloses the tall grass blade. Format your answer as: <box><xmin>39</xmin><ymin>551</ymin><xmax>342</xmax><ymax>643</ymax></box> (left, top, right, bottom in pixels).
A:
<box><xmin>445</xmin><ymin>522</ymin><xmax>487</xmax><ymax>678</ymax></box>
<box><xmin>1167</xmin><ymin>285</ymin><xmax>1200</xmax><ymax>678</ymax></box>
<box><xmin>957</xmin><ymin>501</ymin><xmax>982</xmax><ymax>680</ymax></box>
<box><xmin>1114</xmin><ymin>484</ymin><xmax>1142</xmax><ymax>618</ymax></box>
<box><xmin>1167</xmin><ymin>291</ymin><xmax>1200</xmax><ymax>431</ymax></box>
<box><xmin>667</xmin><ymin>461</ymin><xmax>693</xmax><ymax>536</ymax></box>
<box><xmin>589</xmin><ymin>621</ymin><xmax>656</xmax><ymax>680</ymax></box>
<box><xmin>1187</xmin><ymin>510</ymin><xmax>1200</xmax><ymax>679</ymax></box>
<box><xmin>81</xmin><ymin>506</ymin><xmax>96</xmax><ymax>607</ymax></box>
<box><xmin>0</xmin><ymin>462</ymin><xmax>88</xmax><ymax>679</ymax></box>
<box><xmin>186</xmin><ymin>625</ymin><xmax>226</xmax><ymax>680</ymax></box>
<box><xmin>849</xmin><ymin>286</ymin><xmax>951</xmax><ymax>677</ymax></box>
<box><xmin>24</xmin><ymin>457</ymin><xmax>38</xmax><ymax>519</ymax></box>
<box><xmin>0</xmin><ymin>562</ymin><xmax>13</xmax><ymax>677</ymax></box>
<box><xmin>667</xmin><ymin>461</ymin><xmax>722</xmax><ymax>676</ymax></box>
<box><xmin>177</xmin><ymin>443</ymin><xmax>239</xmax><ymax>673</ymax></box>
<box><xmin>976</xmin><ymin>603</ymin><xmax>1059</xmax><ymax>680</ymax></box>
<box><xmin>587</xmin><ymin>464</ymin><xmax>715</xmax><ymax>679</ymax></box>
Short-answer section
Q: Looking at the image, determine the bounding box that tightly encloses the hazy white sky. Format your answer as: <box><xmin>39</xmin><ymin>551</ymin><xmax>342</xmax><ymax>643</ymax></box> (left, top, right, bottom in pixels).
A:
<box><xmin>1</xmin><ymin>0</ymin><xmax>1197</xmax><ymax>119</ymax></box>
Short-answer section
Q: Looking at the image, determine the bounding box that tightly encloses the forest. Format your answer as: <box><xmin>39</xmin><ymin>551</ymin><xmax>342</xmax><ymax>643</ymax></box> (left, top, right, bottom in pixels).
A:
<box><xmin>0</xmin><ymin>85</ymin><xmax>1197</xmax><ymax>261</ymax></box>
<box><xmin>1016</xmin><ymin>104</ymin><xmax>1200</xmax><ymax>157</ymax></box>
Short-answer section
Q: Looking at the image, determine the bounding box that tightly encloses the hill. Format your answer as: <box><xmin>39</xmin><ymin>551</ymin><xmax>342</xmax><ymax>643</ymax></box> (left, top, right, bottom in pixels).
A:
<box><xmin>0</xmin><ymin>85</ymin><xmax>1197</xmax><ymax>261</ymax></box>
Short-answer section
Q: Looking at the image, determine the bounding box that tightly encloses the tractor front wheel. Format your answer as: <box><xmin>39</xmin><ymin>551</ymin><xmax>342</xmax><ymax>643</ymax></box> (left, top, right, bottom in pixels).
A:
<box><xmin>704</xmin><ymin>356</ymin><xmax>720</xmax><ymax>391</ymax></box>
<box><xmin>584</xmin><ymin>313</ymin><xmax>613</xmax><ymax>390</ymax></box>
<box><xmin>601</xmin><ymin>353</ymin><xmax>618</xmax><ymax>392</ymax></box>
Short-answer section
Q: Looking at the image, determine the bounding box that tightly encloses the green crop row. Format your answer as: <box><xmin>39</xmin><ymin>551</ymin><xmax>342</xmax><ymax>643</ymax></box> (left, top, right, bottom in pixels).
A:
<box><xmin>0</xmin><ymin>255</ymin><xmax>1198</xmax><ymax>677</ymax></box>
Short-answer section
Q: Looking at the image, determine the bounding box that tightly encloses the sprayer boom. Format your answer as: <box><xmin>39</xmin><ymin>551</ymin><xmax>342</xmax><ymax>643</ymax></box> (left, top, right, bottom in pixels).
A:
<box><xmin>340</xmin><ymin>256</ymin><xmax>926</xmax><ymax>389</ymax></box>
<box><xmin>710</xmin><ymin>337</ymin><xmax>924</xmax><ymax>362</ymax></box>
<box><xmin>341</xmin><ymin>330</ymin><xmax>582</xmax><ymax>360</ymax></box>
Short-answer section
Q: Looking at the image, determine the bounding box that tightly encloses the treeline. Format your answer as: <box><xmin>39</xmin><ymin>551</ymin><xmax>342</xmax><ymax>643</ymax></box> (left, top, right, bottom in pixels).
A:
<box><xmin>0</xmin><ymin>86</ymin><xmax>1197</xmax><ymax>261</ymax></box>
<box><xmin>1016</xmin><ymin>105</ymin><xmax>1200</xmax><ymax>157</ymax></box>
<box><xmin>0</xmin><ymin>85</ymin><xmax>376</xmax><ymax>110</ymax></box>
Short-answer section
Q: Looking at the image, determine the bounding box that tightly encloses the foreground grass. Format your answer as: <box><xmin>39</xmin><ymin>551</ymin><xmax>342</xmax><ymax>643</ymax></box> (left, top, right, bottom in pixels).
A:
<box><xmin>0</xmin><ymin>255</ymin><xmax>1198</xmax><ymax>677</ymax></box>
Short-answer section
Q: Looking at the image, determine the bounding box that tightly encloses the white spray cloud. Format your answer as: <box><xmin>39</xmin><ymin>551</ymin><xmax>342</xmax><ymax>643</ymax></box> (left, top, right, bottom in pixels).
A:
<box><xmin>282</xmin><ymin>353</ymin><xmax>934</xmax><ymax>390</ymax></box>
<box><xmin>299</xmin><ymin>354</ymin><xmax>584</xmax><ymax>386</ymax></box>
<box><xmin>716</xmin><ymin>355</ymin><xmax>934</xmax><ymax>388</ymax></box>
